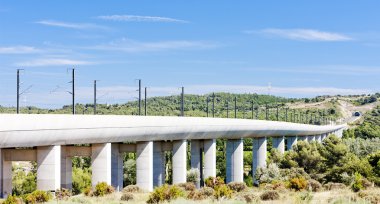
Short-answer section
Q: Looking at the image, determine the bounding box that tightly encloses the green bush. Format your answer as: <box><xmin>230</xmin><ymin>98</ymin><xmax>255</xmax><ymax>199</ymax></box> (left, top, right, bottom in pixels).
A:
<box><xmin>289</xmin><ymin>177</ymin><xmax>308</xmax><ymax>191</ymax></box>
<box><xmin>93</xmin><ymin>182</ymin><xmax>114</xmax><ymax>197</ymax></box>
<box><xmin>351</xmin><ymin>172</ymin><xmax>364</xmax><ymax>192</ymax></box>
<box><xmin>214</xmin><ymin>185</ymin><xmax>233</xmax><ymax>200</ymax></box>
<box><xmin>244</xmin><ymin>175</ymin><xmax>254</xmax><ymax>187</ymax></box>
<box><xmin>72</xmin><ymin>167</ymin><xmax>91</xmax><ymax>195</ymax></box>
<box><xmin>120</xmin><ymin>192</ymin><xmax>134</xmax><ymax>201</ymax></box>
<box><xmin>146</xmin><ymin>184</ymin><xmax>184</xmax><ymax>203</ymax></box>
<box><xmin>227</xmin><ymin>182</ymin><xmax>247</xmax><ymax>192</ymax></box>
<box><xmin>24</xmin><ymin>190</ymin><xmax>52</xmax><ymax>204</ymax></box>
<box><xmin>260</xmin><ymin>190</ymin><xmax>280</xmax><ymax>200</ymax></box>
<box><xmin>83</xmin><ymin>186</ymin><xmax>93</xmax><ymax>196</ymax></box>
<box><xmin>122</xmin><ymin>185</ymin><xmax>140</xmax><ymax>193</ymax></box>
<box><xmin>55</xmin><ymin>188</ymin><xmax>72</xmax><ymax>200</ymax></box>
<box><xmin>205</xmin><ymin>176</ymin><xmax>224</xmax><ymax>189</ymax></box>
<box><xmin>186</xmin><ymin>168</ymin><xmax>200</xmax><ymax>184</ymax></box>
<box><xmin>3</xmin><ymin>195</ymin><xmax>21</xmax><ymax>204</ymax></box>
<box><xmin>199</xmin><ymin>187</ymin><xmax>214</xmax><ymax>197</ymax></box>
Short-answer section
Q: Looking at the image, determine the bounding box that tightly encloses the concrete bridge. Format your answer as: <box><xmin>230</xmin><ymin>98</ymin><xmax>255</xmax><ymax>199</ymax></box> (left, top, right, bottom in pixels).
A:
<box><xmin>0</xmin><ymin>114</ymin><xmax>345</xmax><ymax>197</ymax></box>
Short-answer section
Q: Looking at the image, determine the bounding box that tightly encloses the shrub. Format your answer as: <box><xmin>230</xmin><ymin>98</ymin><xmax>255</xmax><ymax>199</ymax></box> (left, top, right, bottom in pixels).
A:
<box><xmin>176</xmin><ymin>182</ymin><xmax>196</xmax><ymax>192</ymax></box>
<box><xmin>205</xmin><ymin>176</ymin><xmax>224</xmax><ymax>189</ymax></box>
<box><xmin>3</xmin><ymin>195</ymin><xmax>21</xmax><ymax>204</ymax></box>
<box><xmin>294</xmin><ymin>191</ymin><xmax>313</xmax><ymax>203</ymax></box>
<box><xmin>122</xmin><ymin>185</ymin><xmax>140</xmax><ymax>193</ymax></box>
<box><xmin>24</xmin><ymin>190</ymin><xmax>52</xmax><ymax>204</ymax></box>
<box><xmin>358</xmin><ymin>191</ymin><xmax>380</xmax><ymax>204</ymax></box>
<box><xmin>289</xmin><ymin>177</ymin><xmax>308</xmax><ymax>191</ymax></box>
<box><xmin>199</xmin><ymin>187</ymin><xmax>214</xmax><ymax>197</ymax></box>
<box><xmin>146</xmin><ymin>185</ymin><xmax>184</xmax><ymax>203</ymax></box>
<box><xmin>255</xmin><ymin>163</ymin><xmax>281</xmax><ymax>184</ymax></box>
<box><xmin>83</xmin><ymin>186</ymin><xmax>93</xmax><ymax>196</ymax></box>
<box><xmin>227</xmin><ymin>182</ymin><xmax>247</xmax><ymax>192</ymax></box>
<box><xmin>186</xmin><ymin>168</ymin><xmax>200</xmax><ymax>184</ymax></box>
<box><xmin>237</xmin><ymin>192</ymin><xmax>260</xmax><ymax>203</ymax></box>
<box><xmin>244</xmin><ymin>175</ymin><xmax>254</xmax><ymax>187</ymax></box>
<box><xmin>120</xmin><ymin>192</ymin><xmax>134</xmax><ymax>201</ymax></box>
<box><xmin>187</xmin><ymin>190</ymin><xmax>205</xmax><ymax>200</ymax></box>
<box><xmin>260</xmin><ymin>190</ymin><xmax>280</xmax><ymax>201</ymax></box>
<box><xmin>214</xmin><ymin>185</ymin><xmax>233</xmax><ymax>200</ymax></box>
<box><xmin>351</xmin><ymin>172</ymin><xmax>364</xmax><ymax>192</ymax></box>
<box><xmin>280</xmin><ymin>168</ymin><xmax>310</xmax><ymax>181</ymax></box>
<box><xmin>307</xmin><ymin>179</ymin><xmax>322</xmax><ymax>192</ymax></box>
<box><xmin>55</xmin><ymin>188</ymin><xmax>72</xmax><ymax>200</ymax></box>
<box><xmin>93</xmin><ymin>182</ymin><xmax>115</xmax><ymax>197</ymax></box>
<box><xmin>323</xmin><ymin>182</ymin><xmax>346</xmax><ymax>191</ymax></box>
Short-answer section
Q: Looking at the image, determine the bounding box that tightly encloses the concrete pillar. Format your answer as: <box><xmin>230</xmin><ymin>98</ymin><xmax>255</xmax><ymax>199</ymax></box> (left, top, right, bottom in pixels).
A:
<box><xmin>316</xmin><ymin>135</ymin><xmax>322</xmax><ymax>143</ymax></box>
<box><xmin>252</xmin><ymin>137</ymin><xmax>267</xmax><ymax>179</ymax></box>
<box><xmin>2</xmin><ymin>153</ymin><xmax>12</xmax><ymax>198</ymax></box>
<box><xmin>298</xmin><ymin>136</ymin><xmax>308</xmax><ymax>142</ymax></box>
<box><xmin>153</xmin><ymin>141</ymin><xmax>165</xmax><ymax>187</ymax></box>
<box><xmin>91</xmin><ymin>143</ymin><xmax>123</xmax><ymax>191</ymax></box>
<box><xmin>61</xmin><ymin>146</ymin><xmax>72</xmax><ymax>190</ymax></box>
<box><xmin>272</xmin><ymin>136</ymin><xmax>285</xmax><ymax>154</ymax></box>
<box><xmin>136</xmin><ymin>141</ymin><xmax>153</xmax><ymax>191</ymax></box>
<box><xmin>111</xmin><ymin>144</ymin><xmax>123</xmax><ymax>191</ymax></box>
<box><xmin>37</xmin><ymin>145</ymin><xmax>61</xmax><ymax>191</ymax></box>
<box><xmin>190</xmin><ymin>140</ymin><xmax>201</xmax><ymax>188</ymax></box>
<box><xmin>308</xmin><ymin>135</ymin><xmax>316</xmax><ymax>142</ymax></box>
<box><xmin>204</xmin><ymin>139</ymin><xmax>216</xmax><ymax>179</ymax></box>
<box><xmin>226</xmin><ymin>139</ymin><xmax>244</xmax><ymax>183</ymax></box>
<box><xmin>172</xmin><ymin>140</ymin><xmax>187</xmax><ymax>184</ymax></box>
<box><xmin>287</xmin><ymin>136</ymin><xmax>298</xmax><ymax>150</ymax></box>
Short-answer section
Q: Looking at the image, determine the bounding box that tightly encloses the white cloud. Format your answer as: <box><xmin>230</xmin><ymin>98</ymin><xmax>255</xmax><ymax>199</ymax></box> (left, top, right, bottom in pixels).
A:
<box><xmin>97</xmin><ymin>15</ymin><xmax>188</xmax><ymax>23</ymax></box>
<box><xmin>15</xmin><ymin>58</ymin><xmax>95</xmax><ymax>67</ymax></box>
<box><xmin>0</xmin><ymin>46</ymin><xmax>40</xmax><ymax>54</ymax></box>
<box><xmin>250</xmin><ymin>29</ymin><xmax>352</xmax><ymax>41</ymax></box>
<box><xmin>36</xmin><ymin>20</ymin><xmax>107</xmax><ymax>30</ymax></box>
<box><xmin>87</xmin><ymin>38</ymin><xmax>219</xmax><ymax>53</ymax></box>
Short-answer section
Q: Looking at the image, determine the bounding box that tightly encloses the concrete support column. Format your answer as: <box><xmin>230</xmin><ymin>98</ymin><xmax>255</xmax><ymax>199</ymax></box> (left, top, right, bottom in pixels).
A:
<box><xmin>226</xmin><ymin>139</ymin><xmax>244</xmax><ymax>183</ymax></box>
<box><xmin>111</xmin><ymin>144</ymin><xmax>123</xmax><ymax>191</ymax></box>
<box><xmin>2</xmin><ymin>149</ymin><xmax>12</xmax><ymax>198</ymax></box>
<box><xmin>153</xmin><ymin>141</ymin><xmax>165</xmax><ymax>187</ymax></box>
<box><xmin>287</xmin><ymin>136</ymin><xmax>298</xmax><ymax>150</ymax></box>
<box><xmin>204</xmin><ymin>139</ymin><xmax>216</xmax><ymax>179</ymax></box>
<box><xmin>136</xmin><ymin>141</ymin><xmax>153</xmax><ymax>191</ymax></box>
<box><xmin>308</xmin><ymin>135</ymin><xmax>316</xmax><ymax>142</ymax></box>
<box><xmin>37</xmin><ymin>145</ymin><xmax>61</xmax><ymax>191</ymax></box>
<box><xmin>190</xmin><ymin>140</ymin><xmax>201</xmax><ymax>188</ymax></box>
<box><xmin>316</xmin><ymin>135</ymin><xmax>322</xmax><ymax>143</ymax></box>
<box><xmin>172</xmin><ymin>140</ymin><xmax>187</xmax><ymax>184</ymax></box>
<box><xmin>252</xmin><ymin>137</ymin><xmax>267</xmax><ymax>179</ymax></box>
<box><xmin>298</xmin><ymin>136</ymin><xmax>308</xmax><ymax>142</ymax></box>
<box><xmin>61</xmin><ymin>146</ymin><xmax>72</xmax><ymax>190</ymax></box>
<box><xmin>272</xmin><ymin>136</ymin><xmax>285</xmax><ymax>154</ymax></box>
<box><xmin>92</xmin><ymin>143</ymin><xmax>122</xmax><ymax>191</ymax></box>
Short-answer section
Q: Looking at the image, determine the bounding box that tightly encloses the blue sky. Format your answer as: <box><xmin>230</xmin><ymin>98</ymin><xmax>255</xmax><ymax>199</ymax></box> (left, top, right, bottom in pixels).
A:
<box><xmin>0</xmin><ymin>1</ymin><xmax>379</xmax><ymax>108</ymax></box>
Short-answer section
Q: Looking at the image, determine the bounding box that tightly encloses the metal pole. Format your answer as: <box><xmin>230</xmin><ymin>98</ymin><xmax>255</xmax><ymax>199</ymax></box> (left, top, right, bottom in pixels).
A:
<box><xmin>226</xmin><ymin>101</ymin><xmax>229</xmax><ymax>118</ymax></box>
<box><xmin>72</xmin><ymin>68</ymin><xmax>75</xmax><ymax>115</ymax></box>
<box><xmin>234</xmin><ymin>96</ymin><xmax>237</xmax><ymax>118</ymax></box>
<box><xmin>138</xmin><ymin>79</ymin><xmax>141</xmax><ymax>116</ymax></box>
<box><xmin>251</xmin><ymin>101</ymin><xmax>254</xmax><ymax>119</ymax></box>
<box><xmin>212</xmin><ymin>93</ymin><xmax>215</xmax><ymax>118</ymax></box>
<box><xmin>276</xmin><ymin>105</ymin><xmax>279</xmax><ymax>121</ymax></box>
<box><xmin>94</xmin><ymin>80</ymin><xmax>97</xmax><ymax>115</ymax></box>
<box><xmin>145</xmin><ymin>87</ymin><xmax>148</xmax><ymax>116</ymax></box>
<box><xmin>180</xmin><ymin>87</ymin><xmax>184</xmax><ymax>117</ymax></box>
<box><xmin>206</xmin><ymin>96</ymin><xmax>209</xmax><ymax>117</ymax></box>
<box><xmin>265</xmin><ymin>103</ymin><xmax>268</xmax><ymax>120</ymax></box>
<box><xmin>16</xmin><ymin>69</ymin><xmax>20</xmax><ymax>114</ymax></box>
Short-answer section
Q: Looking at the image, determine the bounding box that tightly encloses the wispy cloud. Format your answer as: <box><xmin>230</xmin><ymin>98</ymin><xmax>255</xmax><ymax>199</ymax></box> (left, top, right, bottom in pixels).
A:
<box><xmin>0</xmin><ymin>46</ymin><xmax>41</xmax><ymax>54</ymax></box>
<box><xmin>36</xmin><ymin>20</ymin><xmax>107</xmax><ymax>30</ymax></box>
<box><xmin>97</xmin><ymin>15</ymin><xmax>188</xmax><ymax>23</ymax></box>
<box><xmin>248</xmin><ymin>28</ymin><xmax>352</xmax><ymax>41</ymax></box>
<box><xmin>15</xmin><ymin>58</ymin><xmax>95</xmax><ymax>67</ymax></box>
<box><xmin>86</xmin><ymin>38</ymin><xmax>219</xmax><ymax>53</ymax></box>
